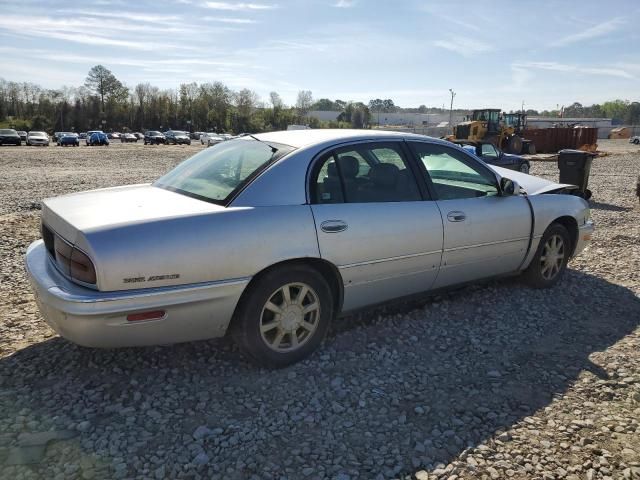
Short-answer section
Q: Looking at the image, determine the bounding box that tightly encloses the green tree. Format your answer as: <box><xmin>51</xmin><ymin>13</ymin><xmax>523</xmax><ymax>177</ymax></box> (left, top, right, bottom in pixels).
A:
<box><xmin>84</xmin><ymin>65</ymin><xmax>126</xmax><ymax>113</ymax></box>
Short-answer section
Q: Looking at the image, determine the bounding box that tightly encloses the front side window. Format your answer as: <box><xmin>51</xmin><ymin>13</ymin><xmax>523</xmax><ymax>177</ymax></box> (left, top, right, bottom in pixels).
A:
<box><xmin>481</xmin><ymin>143</ymin><xmax>499</xmax><ymax>158</ymax></box>
<box><xmin>410</xmin><ymin>143</ymin><xmax>499</xmax><ymax>200</ymax></box>
<box><xmin>313</xmin><ymin>142</ymin><xmax>421</xmax><ymax>204</ymax></box>
<box><xmin>156</xmin><ymin>138</ymin><xmax>294</xmax><ymax>204</ymax></box>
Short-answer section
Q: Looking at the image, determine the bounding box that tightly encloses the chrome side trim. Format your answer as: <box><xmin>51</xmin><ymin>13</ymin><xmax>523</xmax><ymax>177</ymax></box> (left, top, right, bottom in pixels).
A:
<box><xmin>339</xmin><ymin>250</ymin><xmax>441</xmax><ymax>269</ymax></box>
<box><xmin>443</xmin><ymin>237</ymin><xmax>530</xmax><ymax>253</ymax></box>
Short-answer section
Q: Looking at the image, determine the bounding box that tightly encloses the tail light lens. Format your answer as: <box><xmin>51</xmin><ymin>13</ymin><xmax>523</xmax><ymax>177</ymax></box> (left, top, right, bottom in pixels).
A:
<box><xmin>49</xmin><ymin>229</ymin><xmax>97</xmax><ymax>286</ymax></box>
<box><xmin>70</xmin><ymin>248</ymin><xmax>97</xmax><ymax>284</ymax></box>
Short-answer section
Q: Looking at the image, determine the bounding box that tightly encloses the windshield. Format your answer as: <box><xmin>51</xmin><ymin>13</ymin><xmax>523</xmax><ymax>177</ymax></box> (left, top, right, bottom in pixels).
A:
<box><xmin>30</xmin><ymin>132</ymin><xmax>46</xmax><ymax>136</ymax></box>
<box><xmin>155</xmin><ymin>138</ymin><xmax>294</xmax><ymax>204</ymax></box>
<box><xmin>0</xmin><ymin>129</ymin><xmax>16</xmax><ymax>134</ymax></box>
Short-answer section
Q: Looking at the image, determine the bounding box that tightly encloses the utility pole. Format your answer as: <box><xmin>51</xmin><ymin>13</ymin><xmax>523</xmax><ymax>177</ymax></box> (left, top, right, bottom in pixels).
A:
<box><xmin>448</xmin><ymin>89</ymin><xmax>456</xmax><ymax>133</ymax></box>
<box><xmin>521</xmin><ymin>100</ymin><xmax>525</xmax><ymax>114</ymax></box>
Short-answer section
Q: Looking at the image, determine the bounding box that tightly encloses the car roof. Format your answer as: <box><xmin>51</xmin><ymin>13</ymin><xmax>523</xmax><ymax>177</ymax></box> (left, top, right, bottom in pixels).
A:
<box><xmin>254</xmin><ymin>129</ymin><xmax>441</xmax><ymax>149</ymax></box>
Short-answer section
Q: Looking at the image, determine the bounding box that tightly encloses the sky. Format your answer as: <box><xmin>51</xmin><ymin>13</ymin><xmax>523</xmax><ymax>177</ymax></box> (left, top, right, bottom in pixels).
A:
<box><xmin>0</xmin><ymin>0</ymin><xmax>639</xmax><ymax>111</ymax></box>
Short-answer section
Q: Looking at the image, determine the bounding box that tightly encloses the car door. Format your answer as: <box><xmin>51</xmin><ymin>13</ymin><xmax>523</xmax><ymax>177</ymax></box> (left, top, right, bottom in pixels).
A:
<box><xmin>408</xmin><ymin>141</ymin><xmax>531</xmax><ymax>288</ymax></box>
<box><xmin>310</xmin><ymin>141</ymin><xmax>444</xmax><ymax>312</ymax></box>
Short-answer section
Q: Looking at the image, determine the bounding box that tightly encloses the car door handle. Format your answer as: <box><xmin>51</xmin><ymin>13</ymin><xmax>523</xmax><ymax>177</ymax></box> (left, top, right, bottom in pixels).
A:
<box><xmin>447</xmin><ymin>211</ymin><xmax>466</xmax><ymax>222</ymax></box>
<box><xmin>320</xmin><ymin>220</ymin><xmax>348</xmax><ymax>233</ymax></box>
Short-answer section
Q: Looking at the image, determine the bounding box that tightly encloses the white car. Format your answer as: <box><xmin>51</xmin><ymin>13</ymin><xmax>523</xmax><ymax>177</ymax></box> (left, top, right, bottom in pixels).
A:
<box><xmin>200</xmin><ymin>132</ymin><xmax>221</xmax><ymax>145</ymax></box>
<box><xmin>27</xmin><ymin>131</ymin><xmax>50</xmax><ymax>146</ymax></box>
<box><xmin>630</xmin><ymin>136</ymin><xmax>640</xmax><ymax>145</ymax></box>
<box><xmin>25</xmin><ymin>130</ymin><xmax>593</xmax><ymax>366</ymax></box>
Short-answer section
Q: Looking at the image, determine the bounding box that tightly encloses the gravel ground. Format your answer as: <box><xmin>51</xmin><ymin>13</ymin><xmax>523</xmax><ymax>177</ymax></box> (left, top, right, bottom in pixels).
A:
<box><xmin>0</xmin><ymin>140</ymin><xmax>638</xmax><ymax>480</ymax></box>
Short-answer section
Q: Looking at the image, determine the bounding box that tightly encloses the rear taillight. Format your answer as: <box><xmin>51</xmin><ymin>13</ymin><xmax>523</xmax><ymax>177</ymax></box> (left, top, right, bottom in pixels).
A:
<box><xmin>48</xmin><ymin>228</ymin><xmax>97</xmax><ymax>285</ymax></box>
<box><xmin>70</xmin><ymin>248</ymin><xmax>97</xmax><ymax>284</ymax></box>
<box><xmin>53</xmin><ymin>234</ymin><xmax>73</xmax><ymax>275</ymax></box>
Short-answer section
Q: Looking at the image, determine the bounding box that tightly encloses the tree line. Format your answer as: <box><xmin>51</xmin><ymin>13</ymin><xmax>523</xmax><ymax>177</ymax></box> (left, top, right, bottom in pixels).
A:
<box><xmin>0</xmin><ymin>66</ymin><xmax>372</xmax><ymax>133</ymax></box>
<box><xmin>0</xmin><ymin>65</ymin><xmax>638</xmax><ymax>133</ymax></box>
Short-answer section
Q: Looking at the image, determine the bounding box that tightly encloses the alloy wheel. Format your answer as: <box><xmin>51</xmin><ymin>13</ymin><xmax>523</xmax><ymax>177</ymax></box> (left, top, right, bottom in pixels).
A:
<box><xmin>540</xmin><ymin>234</ymin><xmax>565</xmax><ymax>280</ymax></box>
<box><xmin>259</xmin><ymin>282</ymin><xmax>320</xmax><ymax>352</ymax></box>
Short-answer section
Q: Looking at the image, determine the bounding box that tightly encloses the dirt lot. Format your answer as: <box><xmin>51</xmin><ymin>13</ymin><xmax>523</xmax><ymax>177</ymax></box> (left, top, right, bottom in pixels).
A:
<box><xmin>0</xmin><ymin>139</ymin><xmax>638</xmax><ymax>480</ymax></box>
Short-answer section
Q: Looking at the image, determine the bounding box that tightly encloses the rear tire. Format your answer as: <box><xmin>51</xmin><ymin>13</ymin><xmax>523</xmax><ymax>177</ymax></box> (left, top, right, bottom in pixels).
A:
<box><xmin>231</xmin><ymin>265</ymin><xmax>334</xmax><ymax>368</ymax></box>
<box><xmin>522</xmin><ymin>223</ymin><xmax>571</xmax><ymax>289</ymax></box>
<box><xmin>506</xmin><ymin>135</ymin><xmax>523</xmax><ymax>154</ymax></box>
<box><xmin>634</xmin><ymin>139</ymin><xmax>639</xmax><ymax>145</ymax></box>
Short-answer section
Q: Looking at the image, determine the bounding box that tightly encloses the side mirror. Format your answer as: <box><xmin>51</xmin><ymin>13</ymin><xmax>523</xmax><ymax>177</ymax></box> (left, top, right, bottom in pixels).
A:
<box><xmin>500</xmin><ymin>177</ymin><xmax>520</xmax><ymax>196</ymax></box>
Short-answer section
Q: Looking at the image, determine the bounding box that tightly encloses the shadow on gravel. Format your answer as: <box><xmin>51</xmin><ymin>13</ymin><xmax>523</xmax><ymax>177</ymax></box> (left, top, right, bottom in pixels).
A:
<box><xmin>0</xmin><ymin>269</ymin><xmax>639</xmax><ymax>479</ymax></box>
<box><xmin>589</xmin><ymin>201</ymin><xmax>633</xmax><ymax>212</ymax></box>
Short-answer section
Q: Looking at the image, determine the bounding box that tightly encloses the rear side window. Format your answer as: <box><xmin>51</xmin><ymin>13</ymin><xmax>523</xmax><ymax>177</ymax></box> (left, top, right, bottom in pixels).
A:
<box><xmin>313</xmin><ymin>142</ymin><xmax>422</xmax><ymax>204</ymax></box>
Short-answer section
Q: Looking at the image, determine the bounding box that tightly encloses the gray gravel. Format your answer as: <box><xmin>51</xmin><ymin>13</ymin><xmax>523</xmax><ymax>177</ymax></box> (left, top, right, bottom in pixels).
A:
<box><xmin>0</xmin><ymin>140</ymin><xmax>638</xmax><ymax>479</ymax></box>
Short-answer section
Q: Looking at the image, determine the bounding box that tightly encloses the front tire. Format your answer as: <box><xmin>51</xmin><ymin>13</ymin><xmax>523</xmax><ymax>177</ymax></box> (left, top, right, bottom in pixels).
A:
<box><xmin>232</xmin><ymin>266</ymin><xmax>334</xmax><ymax>367</ymax></box>
<box><xmin>634</xmin><ymin>139</ymin><xmax>639</xmax><ymax>145</ymax></box>
<box><xmin>522</xmin><ymin>223</ymin><xmax>571</xmax><ymax>288</ymax></box>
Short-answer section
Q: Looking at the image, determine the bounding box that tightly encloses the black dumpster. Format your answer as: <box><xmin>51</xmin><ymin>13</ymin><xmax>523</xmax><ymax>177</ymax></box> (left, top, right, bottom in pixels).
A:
<box><xmin>557</xmin><ymin>149</ymin><xmax>595</xmax><ymax>199</ymax></box>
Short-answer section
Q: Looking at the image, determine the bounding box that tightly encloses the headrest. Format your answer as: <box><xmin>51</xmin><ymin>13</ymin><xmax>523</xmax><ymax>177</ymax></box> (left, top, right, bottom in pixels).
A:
<box><xmin>327</xmin><ymin>162</ymin><xmax>337</xmax><ymax>177</ymax></box>
<box><xmin>369</xmin><ymin>163</ymin><xmax>399</xmax><ymax>187</ymax></box>
<box><xmin>337</xmin><ymin>155</ymin><xmax>360</xmax><ymax>178</ymax></box>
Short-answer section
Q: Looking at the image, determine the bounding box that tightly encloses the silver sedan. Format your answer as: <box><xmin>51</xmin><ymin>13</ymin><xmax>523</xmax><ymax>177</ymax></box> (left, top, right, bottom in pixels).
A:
<box><xmin>25</xmin><ymin>130</ymin><xmax>594</xmax><ymax>366</ymax></box>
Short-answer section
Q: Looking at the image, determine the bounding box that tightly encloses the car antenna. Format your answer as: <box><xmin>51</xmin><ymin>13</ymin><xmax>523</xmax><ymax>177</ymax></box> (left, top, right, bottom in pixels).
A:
<box><xmin>246</xmin><ymin>134</ymin><xmax>278</xmax><ymax>153</ymax></box>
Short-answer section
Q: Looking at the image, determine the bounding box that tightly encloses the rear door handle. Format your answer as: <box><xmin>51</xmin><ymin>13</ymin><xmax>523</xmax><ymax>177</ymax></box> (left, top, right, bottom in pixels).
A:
<box><xmin>320</xmin><ymin>220</ymin><xmax>348</xmax><ymax>233</ymax></box>
<box><xmin>447</xmin><ymin>211</ymin><xmax>466</xmax><ymax>222</ymax></box>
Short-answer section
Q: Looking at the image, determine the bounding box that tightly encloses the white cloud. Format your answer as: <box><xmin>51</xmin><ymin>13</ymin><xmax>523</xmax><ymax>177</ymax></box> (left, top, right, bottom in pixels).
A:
<box><xmin>203</xmin><ymin>2</ymin><xmax>277</xmax><ymax>10</ymax></box>
<box><xmin>333</xmin><ymin>0</ymin><xmax>356</xmax><ymax>7</ymax></box>
<box><xmin>433</xmin><ymin>37</ymin><xmax>493</xmax><ymax>56</ymax></box>
<box><xmin>203</xmin><ymin>16</ymin><xmax>258</xmax><ymax>23</ymax></box>
<box><xmin>513</xmin><ymin>61</ymin><xmax>634</xmax><ymax>79</ymax></box>
<box><xmin>551</xmin><ymin>17</ymin><xmax>625</xmax><ymax>47</ymax></box>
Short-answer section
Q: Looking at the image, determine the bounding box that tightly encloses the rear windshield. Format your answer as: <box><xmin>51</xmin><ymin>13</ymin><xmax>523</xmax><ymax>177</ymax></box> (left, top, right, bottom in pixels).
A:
<box><xmin>155</xmin><ymin>137</ymin><xmax>294</xmax><ymax>205</ymax></box>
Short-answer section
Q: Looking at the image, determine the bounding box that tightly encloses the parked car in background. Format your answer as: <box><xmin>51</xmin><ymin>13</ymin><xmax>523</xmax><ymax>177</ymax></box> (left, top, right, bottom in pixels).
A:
<box><xmin>205</xmin><ymin>134</ymin><xmax>225</xmax><ymax>147</ymax></box>
<box><xmin>52</xmin><ymin>132</ymin><xmax>63</xmax><ymax>143</ymax></box>
<box><xmin>58</xmin><ymin>133</ymin><xmax>80</xmax><ymax>147</ymax></box>
<box><xmin>190</xmin><ymin>131</ymin><xmax>204</xmax><ymax>140</ymax></box>
<box><xmin>107</xmin><ymin>133</ymin><xmax>121</xmax><ymax>140</ymax></box>
<box><xmin>134</xmin><ymin>132</ymin><xmax>144</xmax><ymax>140</ymax></box>
<box><xmin>199</xmin><ymin>132</ymin><xmax>219</xmax><ymax>145</ymax></box>
<box><xmin>165</xmin><ymin>130</ymin><xmax>191</xmax><ymax>145</ymax></box>
<box><xmin>87</xmin><ymin>131</ymin><xmax>109</xmax><ymax>146</ymax></box>
<box><xmin>0</xmin><ymin>129</ymin><xmax>22</xmax><ymax>146</ymax></box>
<box><xmin>85</xmin><ymin>131</ymin><xmax>104</xmax><ymax>146</ymax></box>
<box><xmin>25</xmin><ymin>130</ymin><xmax>593</xmax><ymax>366</ymax></box>
<box><xmin>56</xmin><ymin>132</ymin><xmax>73</xmax><ymax>146</ymax></box>
<box><xmin>26</xmin><ymin>131</ymin><xmax>49</xmax><ymax>146</ymax></box>
<box><xmin>17</xmin><ymin>131</ymin><xmax>27</xmax><ymax>143</ymax></box>
<box><xmin>144</xmin><ymin>131</ymin><xmax>166</xmax><ymax>145</ymax></box>
<box><xmin>79</xmin><ymin>132</ymin><xmax>87</xmax><ymax>139</ymax></box>
<box><xmin>458</xmin><ymin>141</ymin><xmax>530</xmax><ymax>174</ymax></box>
<box><xmin>630</xmin><ymin>136</ymin><xmax>640</xmax><ymax>145</ymax></box>
<box><xmin>120</xmin><ymin>133</ymin><xmax>137</xmax><ymax>143</ymax></box>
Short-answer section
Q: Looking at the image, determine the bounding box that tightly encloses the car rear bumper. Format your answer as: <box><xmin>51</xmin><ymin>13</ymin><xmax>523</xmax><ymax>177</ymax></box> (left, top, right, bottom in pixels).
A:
<box><xmin>25</xmin><ymin>240</ymin><xmax>249</xmax><ymax>348</ymax></box>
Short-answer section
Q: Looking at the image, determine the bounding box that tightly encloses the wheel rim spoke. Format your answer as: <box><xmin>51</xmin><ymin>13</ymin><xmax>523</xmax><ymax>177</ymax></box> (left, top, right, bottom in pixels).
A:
<box><xmin>302</xmin><ymin>302</ymin><xmax>318</xmax><ymax>315</ymax></box>
<box><xmin>300</xmin><ymin>320</ymin><xmax>315</xmax><ymax>331</ymax></box>
<box><xmin>282</xmin><ymin>285</ymin><xmax>292</xmax><ymax>305</ymax></box>
<box><xmin>272</xmin><ymin>330</ymin><xmax>285</xmax><ymax>348</ymax></box>
<box><xmin>290</xmin><ymin>331</ymin><xmax>299</xmax><ymax>347</ymax></box>
<box><xmin>296</xmin><ymin>286</ymin><xmax>309</xmax><ymax>305</ymax></box>
<box><xmin>264</xmin><ymin>301</ymin><xmax>283</xmax><ymax>314</ymax></box>
<box><xmin>261</xmin><ymin>321</ymin><xmax>279</xmax><ymax>333</ymax></box>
